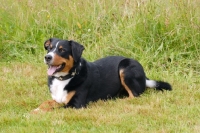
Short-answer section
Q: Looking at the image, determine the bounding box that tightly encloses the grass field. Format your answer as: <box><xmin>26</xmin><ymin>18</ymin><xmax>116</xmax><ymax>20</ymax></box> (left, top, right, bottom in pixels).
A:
<box><xmin>0</xmin><ymin>0</ymin><xmax>200</xmax><ymax>132</ymax></box>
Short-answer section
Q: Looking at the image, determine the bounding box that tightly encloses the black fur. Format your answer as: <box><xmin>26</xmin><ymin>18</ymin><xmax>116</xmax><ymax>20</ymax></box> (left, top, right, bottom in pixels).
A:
<box><xmin>155</xmin><ymin>81</ymin><xmax>172</xmax><ymax>91</ymax></box>
<box><xmin>69</xmin><ymin>41</ymin><xmax>84</xmax><ymax>63</ymax></box>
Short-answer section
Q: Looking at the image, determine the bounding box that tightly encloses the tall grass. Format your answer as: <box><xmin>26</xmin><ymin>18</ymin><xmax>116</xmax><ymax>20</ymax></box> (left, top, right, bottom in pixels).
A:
<box><xmin>0</xmin><ymin>0</ymin><xmax>199</xmax><ymax>62</ymax></box>
<box><xmin>0</xmin><ymin>0</ymin><xmax>200</xmax><ymax>132</ymax></box>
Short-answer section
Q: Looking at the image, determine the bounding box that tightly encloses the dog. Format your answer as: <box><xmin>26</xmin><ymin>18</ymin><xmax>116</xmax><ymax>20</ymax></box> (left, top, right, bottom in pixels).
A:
<box><xmin>33</xmin><ymin>38</ymin><xmax>172</xmax><ymax>112</ymax></box>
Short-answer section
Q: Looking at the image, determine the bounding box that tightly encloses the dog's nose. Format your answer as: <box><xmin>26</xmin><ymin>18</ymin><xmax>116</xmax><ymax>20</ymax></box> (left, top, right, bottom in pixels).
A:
<box><xmin>45</xmin><ymin>55</ymin><xmax>52</xmax><ymax>62</ymax></box>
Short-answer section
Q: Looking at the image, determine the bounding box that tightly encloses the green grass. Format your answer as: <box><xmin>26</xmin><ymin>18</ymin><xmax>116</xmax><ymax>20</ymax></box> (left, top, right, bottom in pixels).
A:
<box><xmin>0</xmin><ymin>0</ymin><xmax>200</xmax><ymax>132</ymax></box>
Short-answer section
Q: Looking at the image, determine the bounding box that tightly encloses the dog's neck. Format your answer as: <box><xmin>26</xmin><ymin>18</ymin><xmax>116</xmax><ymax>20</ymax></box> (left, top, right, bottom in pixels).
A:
<box><xmin>53</xmin><ymin>60</ymin><xmax>82</xmax><ymax>81</ymax></box>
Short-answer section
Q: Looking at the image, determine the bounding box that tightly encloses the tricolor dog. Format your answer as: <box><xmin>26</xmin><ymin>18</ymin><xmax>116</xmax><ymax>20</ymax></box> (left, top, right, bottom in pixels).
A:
<box><xmin>33</xmin><ymin>38</ymin><xmax>172</xmax><ymax>112</ymax></box>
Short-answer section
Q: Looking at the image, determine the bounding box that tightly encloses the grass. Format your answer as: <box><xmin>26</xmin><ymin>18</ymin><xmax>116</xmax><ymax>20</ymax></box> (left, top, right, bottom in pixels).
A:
<box><xmin>0</xmin><ymin>0</ymin><xmax>200</xmax><ymax>132</ymax></box>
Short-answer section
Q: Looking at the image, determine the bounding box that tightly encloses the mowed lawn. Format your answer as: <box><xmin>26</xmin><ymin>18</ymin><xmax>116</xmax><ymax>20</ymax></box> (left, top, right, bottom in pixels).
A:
<box><xmin>0</xmin><ymin>0</ymin><xmax>200</xmax><ymax>132</ymax></box>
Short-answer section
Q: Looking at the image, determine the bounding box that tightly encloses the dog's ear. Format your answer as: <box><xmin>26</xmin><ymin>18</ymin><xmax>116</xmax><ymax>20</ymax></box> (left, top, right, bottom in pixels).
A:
<box><xmin>69</xmin><ymin>40</ymin><xmax>84</xmax><ymax>62</ymax></box>
<box><xmin>44</xmin><ymin>39</ymin><xmax>51</xmax><ymax>50</ymax></box>
<box><xmin>44</xmin><ymin>38</ymin><xmax>59</xmax><ymax>50</ymax></box>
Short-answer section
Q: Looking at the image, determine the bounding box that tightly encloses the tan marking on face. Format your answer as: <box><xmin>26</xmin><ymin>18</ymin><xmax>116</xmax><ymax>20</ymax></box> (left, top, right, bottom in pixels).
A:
<box><xmin>119</xmin><ymin>69</ymin><xmax>134</xmax><ymax>98</ymax></box>
<box><xmin>64</xmin><ymin>91</ymin><xmax>76</xmax><ymax>104</ymax></box>
<box><xmin>59</xmin><ymin>45</ymin><xmax>64</xmax><ymax>52</ymax></box>
<box><xmin>59</xmin><ymin>45</ymin><xmax>63</xmax><ymax>49</ymax></box>
<box><xmin>52</xmin><ymin>55</ymin><xmax>74</xmax><ymax>73</ymax></box>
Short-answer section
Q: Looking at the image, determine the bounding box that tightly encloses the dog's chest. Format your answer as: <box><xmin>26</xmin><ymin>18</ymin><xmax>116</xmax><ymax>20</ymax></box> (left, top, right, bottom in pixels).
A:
<box><xmin>50</xmin><ymin>78</ymin><xmax>71</xmax><ymax>103</ymax></box>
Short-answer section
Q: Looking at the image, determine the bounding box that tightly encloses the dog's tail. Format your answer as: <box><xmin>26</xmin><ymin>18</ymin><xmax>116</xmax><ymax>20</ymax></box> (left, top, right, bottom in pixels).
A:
<box><xmin>146</xmin><ymin>78</ymin><xmax>172</xmax><ymax>91</ymax></box>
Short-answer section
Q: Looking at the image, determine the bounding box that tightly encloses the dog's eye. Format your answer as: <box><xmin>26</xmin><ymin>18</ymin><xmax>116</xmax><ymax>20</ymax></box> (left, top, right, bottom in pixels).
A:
<box><xmin>58</xmin><ymin>48</ymin><xmax>65</xmax><ymax>53</ymax></box>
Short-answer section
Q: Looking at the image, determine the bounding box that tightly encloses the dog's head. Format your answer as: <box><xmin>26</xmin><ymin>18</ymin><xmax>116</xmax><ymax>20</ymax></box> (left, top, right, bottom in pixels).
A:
<box><xmin>44</xmin><ymin>38</ymin><xmax>84</xmax><ymax>76</ymax></box>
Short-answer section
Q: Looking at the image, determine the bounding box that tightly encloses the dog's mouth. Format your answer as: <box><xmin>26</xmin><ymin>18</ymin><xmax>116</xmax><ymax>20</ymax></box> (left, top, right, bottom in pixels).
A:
<box><xmin>47</xmin><ymin>63</ymin><xmax>65</xmax><ymax>76</ymax></box>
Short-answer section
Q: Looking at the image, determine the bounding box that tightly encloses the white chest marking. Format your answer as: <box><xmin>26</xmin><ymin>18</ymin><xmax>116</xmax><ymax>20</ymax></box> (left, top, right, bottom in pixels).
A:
<box><xmin>50</xmin><ymin>78</ymin><xmax>72</xmax><ymax>103</ymax></box>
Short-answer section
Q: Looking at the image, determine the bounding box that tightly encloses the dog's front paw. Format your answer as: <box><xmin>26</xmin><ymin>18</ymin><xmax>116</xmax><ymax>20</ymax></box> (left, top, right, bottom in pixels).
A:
<box><xmin>30</xmin><ymin>100</ymin><xmax>61</xmax><ymax>114</ymax></box>
<box><xmin>30</xmin><ymin>107</ymin><xmax>52</xmax><ymax>114</ymax></box>
<box><xmin>30</xmin><ymin>108</ymin><xmax>42</xmax><ymax>114</ymax></box>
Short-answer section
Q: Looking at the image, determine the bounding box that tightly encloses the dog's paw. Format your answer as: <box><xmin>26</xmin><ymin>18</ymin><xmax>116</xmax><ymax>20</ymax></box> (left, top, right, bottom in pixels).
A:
<box><xmin>30</xmin><ymin>107</ymin><xmax>54</xmax><ymax>114</ymax></box>
<box><xmin>30</xmin><ymin>100</ymin><xmax>62</xmax><ymax>114</ymax></box>
<box><xmin>30</xmin><ymin>108</ymin><xmax>43</xmax><ymax>114</ymax></box>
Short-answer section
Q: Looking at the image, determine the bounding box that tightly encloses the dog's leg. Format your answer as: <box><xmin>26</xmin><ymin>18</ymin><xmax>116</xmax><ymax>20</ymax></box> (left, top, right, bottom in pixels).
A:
<box><xmin>64</xmin><ymin>90</ymin><xmax>76</xmax><ymax>104</ymax></box>
<box><xmin>119</xmin><ymin>60</ymin><xmax>146</xmax><ymax>98</ymax></box>
<box><xmin>31</xmin><ymin>91</ymin><xmax>76</xmax><ymax>113</ymax></box>
<box><xmin>119</xmin><ymin>69</ymin><xmax>134</xmax><ymax>98</ymax></box>
<box><xmin>31</xmin><ymin>100</ymin><xmax>62</xmax><ymax>114</ymax></box>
